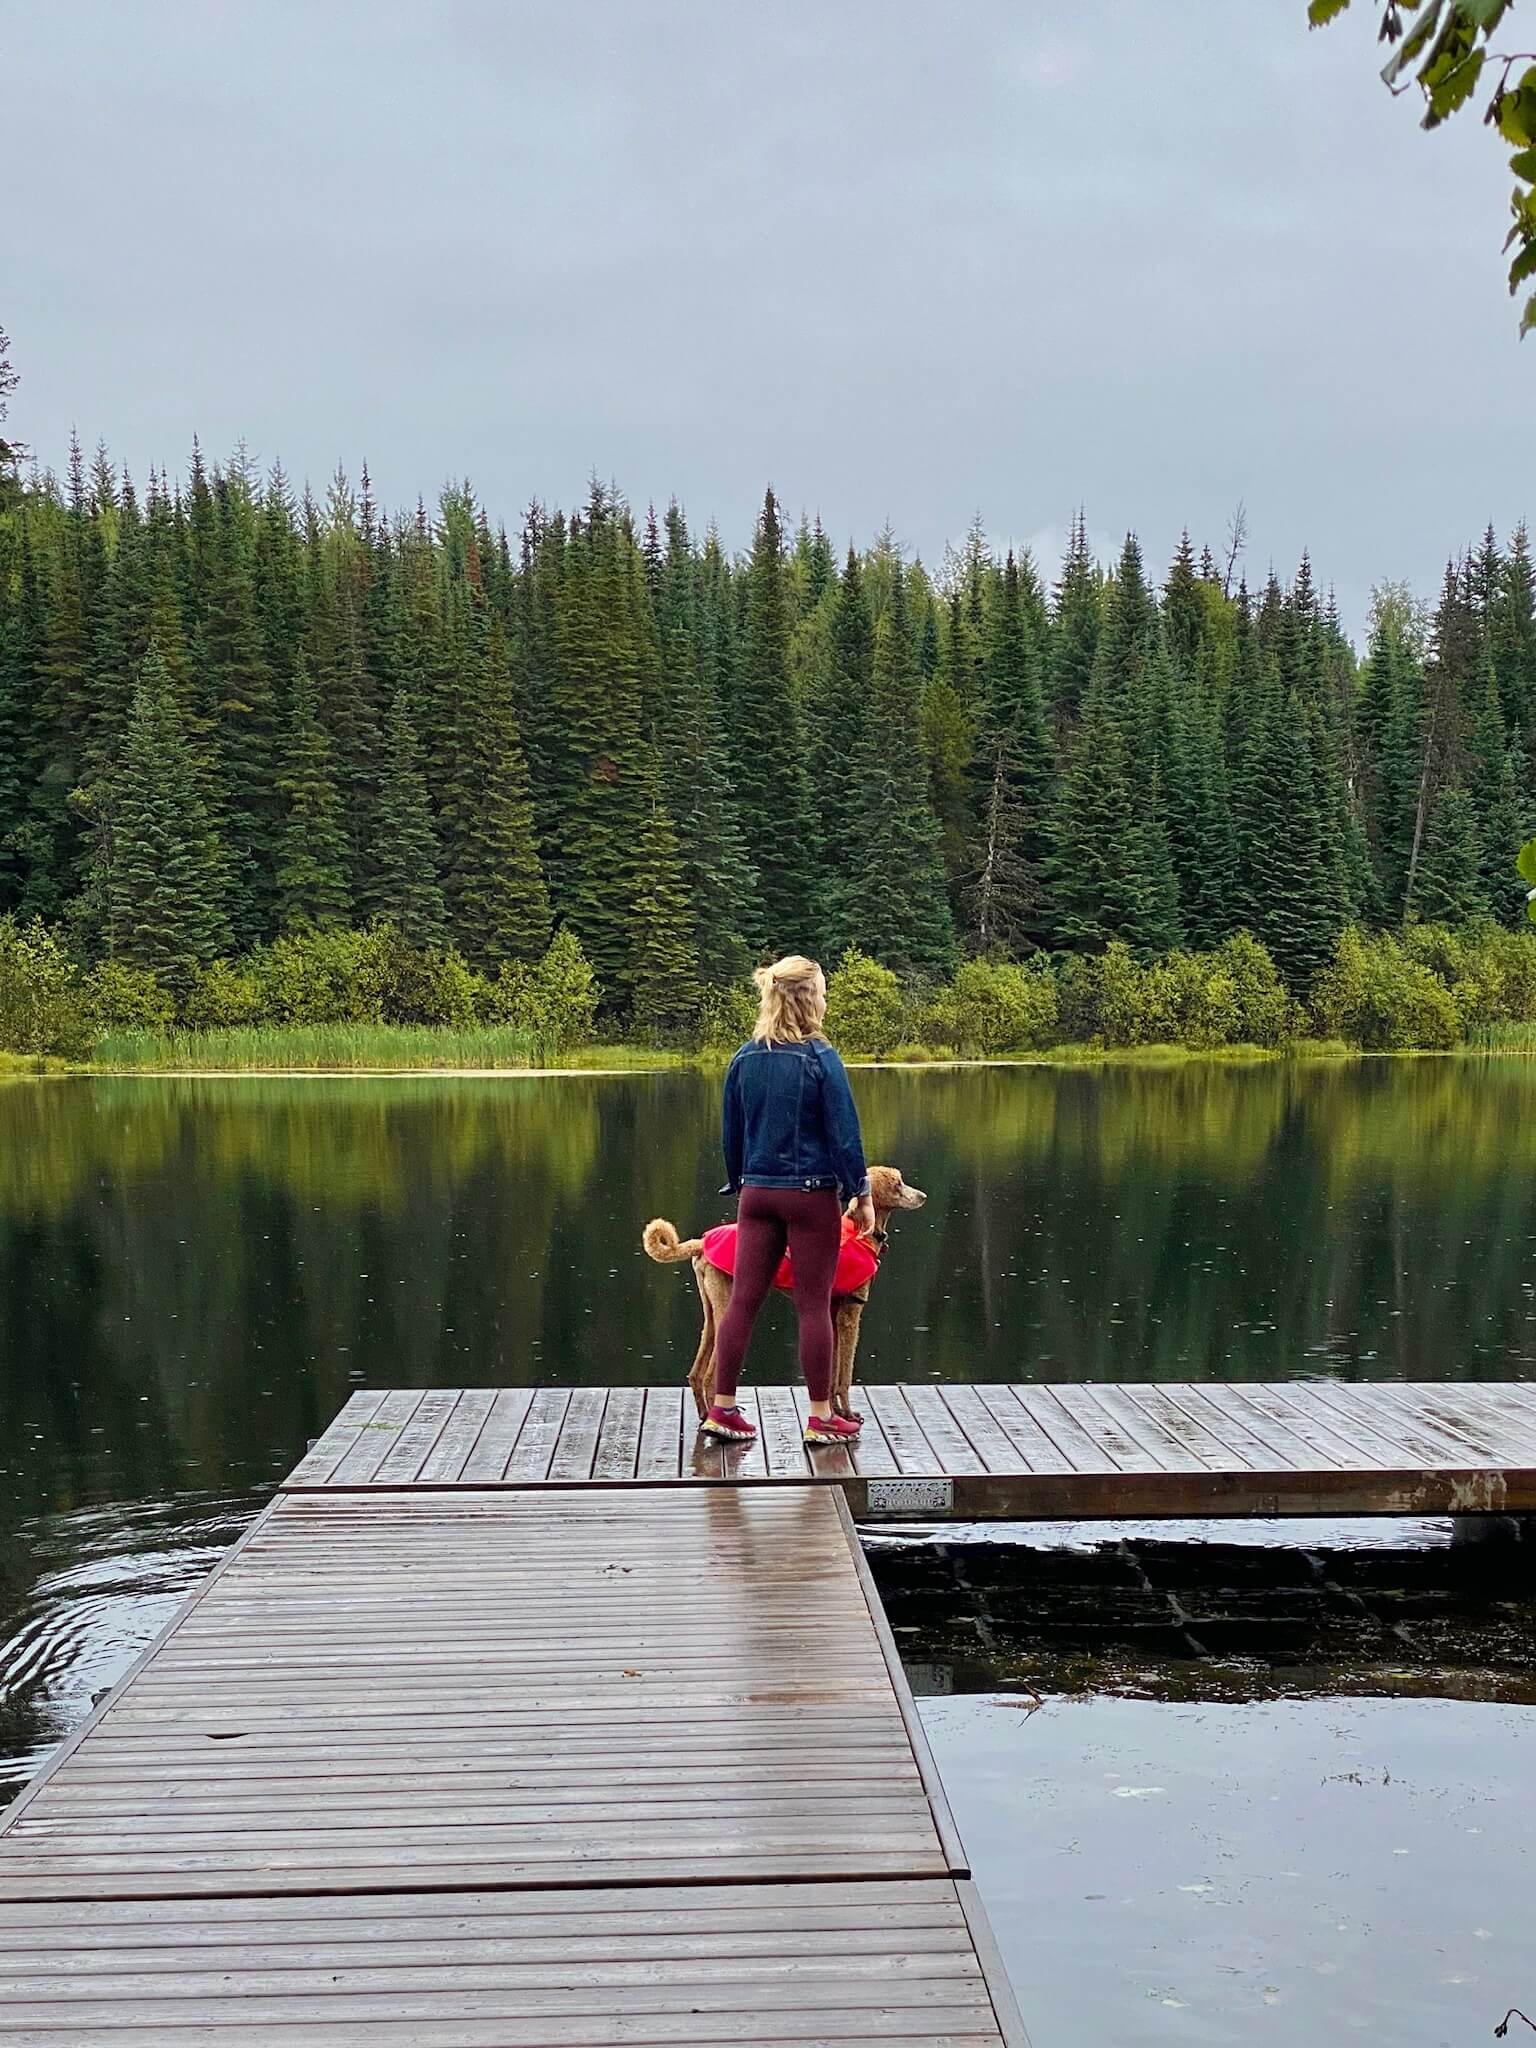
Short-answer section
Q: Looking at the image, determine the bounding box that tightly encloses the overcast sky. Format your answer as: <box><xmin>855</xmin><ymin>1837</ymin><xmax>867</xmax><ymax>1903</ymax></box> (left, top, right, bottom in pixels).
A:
<box><xmin>6</xmin><ymin>0</ymin><xmax>1532</xmax><ymax>634</ymax></box>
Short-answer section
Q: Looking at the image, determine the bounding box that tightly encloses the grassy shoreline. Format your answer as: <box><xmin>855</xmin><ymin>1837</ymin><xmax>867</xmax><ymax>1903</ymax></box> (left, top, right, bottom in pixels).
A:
<box><xmin>7</xmin><ymin>1032</ymin><xmax>1534</xmax><ymax>1079</ymax></box>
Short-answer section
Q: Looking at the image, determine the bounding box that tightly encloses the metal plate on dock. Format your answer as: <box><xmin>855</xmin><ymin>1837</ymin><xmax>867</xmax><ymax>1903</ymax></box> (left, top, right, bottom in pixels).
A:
<box><xmin>867</xmin><ymin>1477</ymin><xmax>955</xmax><ymax>1515</ymax></box>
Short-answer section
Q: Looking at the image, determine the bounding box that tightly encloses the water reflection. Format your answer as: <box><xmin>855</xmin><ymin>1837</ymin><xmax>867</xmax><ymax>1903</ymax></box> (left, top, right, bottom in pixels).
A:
<box><xmin>4</xmin><ymin>1064</ymin><xmax>1536</xmax><ymax>1520</ymax></box>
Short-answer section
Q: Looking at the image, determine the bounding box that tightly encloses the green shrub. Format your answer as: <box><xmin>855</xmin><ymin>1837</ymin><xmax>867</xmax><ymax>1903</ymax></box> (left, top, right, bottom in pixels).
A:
<box><xmin>1310</xmin><ymin>926</ymin><xmax>1462</xmax><ymax>1050</ymax></box>
<box><xmin>181</xmin><ymin>958</ymin><xmax>264</xmax><ymax>1031</ymax></box>
<box><xmin>697</xmin><ymin>980</ymin><xmax>757</xmax><ymax>1051</ymax></box>
<box><xmin>824</xmin><ymin>948</ymin><xmax>905</xmax><ymax>1057</ymax></box>
<box><xmin>0</xmin><ymin>917</ymin><xmax>95</xmax><ymax>1061</ymax></box>
<box><xmin>247</xmin><ymin>927</ymin><xmax>382</xmax><ymax>1026</ymax></box>
<box><xmin>86</xmin><ymin>959</ymin><xmax>175</xmax><ymax>1033</ymax></box>
<box><xmin>925</xmin><ymin>957</ymin><xmax>1059</xmax><ymax>1054</ymax></box>
<box><xmin>367</xmin><ymin>927</ymin><xmax>482</xmax><ymax>1028</ymax></box>
<box><xmin>487</xmin><ymin>928</ymin><xmax>599</xmax><ymax>1057</ymax></box>
<box><xmin>1213</xmin><ymin>931</ymin><xmax>1300</xmax><ymax>1046</ymax></box>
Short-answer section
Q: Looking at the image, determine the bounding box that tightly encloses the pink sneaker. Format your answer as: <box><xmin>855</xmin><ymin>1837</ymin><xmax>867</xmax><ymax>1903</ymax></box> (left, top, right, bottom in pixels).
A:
<box><xmin>700</xmin><ymin>1403</ymin><xmax>757</xmax><ymax>1441</ymax></box>
<box><xmin>804</xmin><ymin>1412</ymin><xmax>862</xmax><ymax>1444</ymax></box>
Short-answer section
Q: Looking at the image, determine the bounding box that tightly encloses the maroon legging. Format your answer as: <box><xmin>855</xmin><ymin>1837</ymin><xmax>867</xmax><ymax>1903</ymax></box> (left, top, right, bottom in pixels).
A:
<box><xmin>713</xmin><ymin>1186</ymin><xmax>842</xmax><ymax>1404</ymax></box>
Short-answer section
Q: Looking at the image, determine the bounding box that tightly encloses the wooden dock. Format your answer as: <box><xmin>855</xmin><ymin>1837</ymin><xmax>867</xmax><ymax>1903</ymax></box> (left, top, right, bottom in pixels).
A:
<box><xmin>6</xmin><ymin>1375</ymin><xmax>1534</xmax><ymax>2045</ymax></box>
<box><xmin>289</xmin><ymin>1378</ymin><xmax>1536</xmax><ymax>1520</ymax></box>
<box><xmin>0</xmin><ymin>1484</ymin><xmax>1027</xmax><ymax>2046</ymax></box>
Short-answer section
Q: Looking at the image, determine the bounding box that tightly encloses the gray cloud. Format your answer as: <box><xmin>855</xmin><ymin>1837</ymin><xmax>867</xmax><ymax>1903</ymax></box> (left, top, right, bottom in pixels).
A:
<box><xmin>6</xmin><ymin>0</ymin><xmax>1531</xmax><ymax>631</ymax></box>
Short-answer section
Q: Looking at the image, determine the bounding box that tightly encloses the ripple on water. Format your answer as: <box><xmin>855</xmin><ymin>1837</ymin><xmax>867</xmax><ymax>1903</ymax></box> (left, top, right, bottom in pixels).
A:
<box><xmin>0</xmin><ymin>1491</ymin><xmax>260</xmax><ymax>1802</ymax></box>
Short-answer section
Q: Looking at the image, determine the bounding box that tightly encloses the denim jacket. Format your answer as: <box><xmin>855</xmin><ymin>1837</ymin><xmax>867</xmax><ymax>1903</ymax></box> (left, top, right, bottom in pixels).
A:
<box><xmin>721</xmin><ymin>1037</ymin><xmax>870</xmax><ymax>1202</ymax></box>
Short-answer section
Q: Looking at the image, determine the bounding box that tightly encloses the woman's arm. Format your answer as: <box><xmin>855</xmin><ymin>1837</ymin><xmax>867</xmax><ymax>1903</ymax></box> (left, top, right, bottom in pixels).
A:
<box><xmin>720</xmin><ymin>1054</ymin><xmax>745</xmax><ymax>1193</ymax></box>
<box><xmin>815</xmin><ymin>1042</ymin><xmax>869</xmax><ymax>1204</ymax></box>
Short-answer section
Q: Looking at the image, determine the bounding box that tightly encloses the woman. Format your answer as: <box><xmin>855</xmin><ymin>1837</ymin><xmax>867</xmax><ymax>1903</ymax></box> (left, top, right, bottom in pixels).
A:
<box><xmin>702</xmin><ymin>955</ymin><xmax>876</xmax><ymax>1446</ymax></box>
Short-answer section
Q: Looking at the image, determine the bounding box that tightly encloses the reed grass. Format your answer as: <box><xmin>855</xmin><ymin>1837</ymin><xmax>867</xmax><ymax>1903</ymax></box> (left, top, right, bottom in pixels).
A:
<box><xmin>92</xmin><ymin>1023</ymin><xmax>684</xmax><ymax>1073</ymax></box>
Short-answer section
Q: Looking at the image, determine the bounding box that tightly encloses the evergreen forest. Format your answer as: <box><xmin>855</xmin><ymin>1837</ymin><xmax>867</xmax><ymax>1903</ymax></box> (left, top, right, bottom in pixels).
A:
<box><xmin>2</xmin><ymin>431</ymin><xmax>1534</xmax><ymax>1034</ymax></box>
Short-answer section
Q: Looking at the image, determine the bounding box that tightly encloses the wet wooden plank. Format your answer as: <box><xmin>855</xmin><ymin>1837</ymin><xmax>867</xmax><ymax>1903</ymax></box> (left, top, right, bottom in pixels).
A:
<box><xmin>417</xmin><ymin>1388</ymin><xmax>498</xmax><ymax>1483</ymax></box>
<box><xmin>635</xmin><ymin>1387</ymin><xmax>684</xmax><ymax>1482</ymax></box>
<box><xmin>864</xmin><ymin>1388</ymin><xmax>944</xmax><ymax>1476</ymax></box>
<box><xmin>548</xmin><ymin>1388</ymin><xmax>610</xmax><ymax>1482</ymax></box>
<box><xmin>901</xmin><ymin>1388</ymin><xmax>987</xmax><ymax>1475</ymax></box>
<box><xmin>283</xmin><ymin>1390</ymin><xmax>387</xmax><ymax>1486</ymax></box>
<box><xmin>1119</xmin><ymin>1383</ymin><xmax>1250</xmax><ymax>1471</ymax></box>
<box><xmin>503</xmin><ymin>1390</ymin><xmax>572</xmax><ymax>1482</ymax></box>
<box><xmin>459</xmin><ymin>1388</ymin><xmax>536</xmax><ymax>1484</ymax></box>
<box><xmin>591</xmin><ymin>1387</ymin><xmax>645</xmax><ymax>1482</ymax></box>
<box><xmin>1078</xmin><ymin>1384</ymin><xmax>1204</xmax><ymax>1473</ymax></box>
<box><xmin>326</xmin><ymin>1390</ymin><xmax>424</xmax><ymax>1485</ymax></box>
<box><xmin>967</xmin><ymin>1386</ymin><xmax>1075</xmax><ymax>1475</ymax></box>
<box><xmin>755</xmin><ymin>1386</ymin><xmax>809</xmax><ymax>1481</ymax></box>
<box><xmin>373</xmin><ymin>1389</ymin><xmax>463</xmax><ymax>1485</ymax></box>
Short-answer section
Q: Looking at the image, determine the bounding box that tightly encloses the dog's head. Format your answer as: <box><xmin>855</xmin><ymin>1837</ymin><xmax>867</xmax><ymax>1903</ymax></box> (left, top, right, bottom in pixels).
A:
<box><xmin>867</xmin><ymin>1165</ymin><xmax>927</xmax><ymax>1222</ymax></box>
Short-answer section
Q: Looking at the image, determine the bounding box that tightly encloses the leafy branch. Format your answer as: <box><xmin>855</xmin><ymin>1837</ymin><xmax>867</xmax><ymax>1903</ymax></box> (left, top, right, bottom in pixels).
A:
<box><xmin>1308</xmin><ymin>2</ymin><xmax>1536</xmax><ymax>335</ymax></box>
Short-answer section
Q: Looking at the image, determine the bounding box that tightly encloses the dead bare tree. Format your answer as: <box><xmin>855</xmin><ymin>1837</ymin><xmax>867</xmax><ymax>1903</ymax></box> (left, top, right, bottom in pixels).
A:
<box><xmin>1221</xmin><ymin>499</ymin><xmax>1248</xmax><ymax>598</ymax></box>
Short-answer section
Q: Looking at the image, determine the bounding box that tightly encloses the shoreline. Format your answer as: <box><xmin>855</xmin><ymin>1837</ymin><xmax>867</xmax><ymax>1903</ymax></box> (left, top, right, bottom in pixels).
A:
<box><xmin>7</xmin><ymin>1040</ymin><xmax>1534</xmax><ymax>1080</ymax></box>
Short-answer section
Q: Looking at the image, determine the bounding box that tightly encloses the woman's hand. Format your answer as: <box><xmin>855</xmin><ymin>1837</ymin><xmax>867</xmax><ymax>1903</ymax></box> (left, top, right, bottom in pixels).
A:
<box><xmin>847</xmin><ymin>1191</ymin><xmax>876</xmax><ymax>1240</ymax></box>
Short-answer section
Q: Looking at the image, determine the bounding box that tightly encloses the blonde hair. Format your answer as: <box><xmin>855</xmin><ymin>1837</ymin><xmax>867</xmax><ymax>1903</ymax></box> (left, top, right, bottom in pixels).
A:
<box><xmin>752</xmin><ymin>955</ymin><xmax>826</xmax><ymax>1045</ymax></box>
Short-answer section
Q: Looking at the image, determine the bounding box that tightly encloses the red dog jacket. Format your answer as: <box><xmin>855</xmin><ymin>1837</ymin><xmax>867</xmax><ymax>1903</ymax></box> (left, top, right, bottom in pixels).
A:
<box><xmin>701</xmin><ymin>1214</ymin><xmax>880</xmax><ymax>1297</ymax></box>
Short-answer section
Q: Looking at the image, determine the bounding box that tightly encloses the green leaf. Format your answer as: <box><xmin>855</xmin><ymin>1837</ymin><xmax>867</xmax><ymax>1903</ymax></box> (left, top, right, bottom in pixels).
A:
<box><xmin>1512</xmin><ymin>148</ymin><xmax>1536</xmax><ymax>182</ymax></box>
<box><xmin>1382</xmin><ymin>0</ymin><xmax>1445</xmax><ymax>85</ymax></box>
<box><xmin>1459</xmin><ymin>0</ymin><xmax>1510</xmax><ymax>27</ymax></box>
<box><xmin>1516</xmin><ymin>839</ymin><xmax>1536</xmax><ymax>885</ymax></box>
<box><xmin>1522</xmin><ymin>287</ymin><xmax>1536</xmax><ymax>337</ymax></box>
<box><xmin>1424</xmin><ymin>44</ymin><xmax>1484</xmax><ymax>123</ymax></box>
<box><xmin>1509</xmin><ymin>238</ymin><xmax>1536</xmax><ymax>290</ymax></box>
<box><xmin>1307</xmin><ymin>0</ymin><xmax>1350</xmax><ymax>22</ymax></box>
<box><xmin>1495</xmin><ymin>69</ymin><xmax>1536</xmax><ymax>146</ymax></box>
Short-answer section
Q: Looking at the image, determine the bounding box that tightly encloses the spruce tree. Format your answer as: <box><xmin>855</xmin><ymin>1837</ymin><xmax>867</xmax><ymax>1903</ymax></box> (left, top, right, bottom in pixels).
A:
<box><xmin>730</xmin><ymin>487</ymin><xmax>818</xmax><ymax>944</ymax></box>
<box><xmin>99</xmin><ymin>645</ymin><xmax>231</xmax><ymax>982</ymax></box>
<box><xmin>203</xmin><ymin>468</ymin><xmax>278</xmax><ymax>945</ymax></box>
<box><xmin>922</xmin><ymin>600</ymin><xmax>977</xmax><ymax>919</ymax></box>
<box><xmin>1467</xmin><ymin>666</ymin><xmax>1525</xmax><ymax>921</ymax></box>
<box><xmin>629</xmin><ymin>801</ymin><xmax>704</xmax><ymax>1037</ymax></box>
<box><xmin>1048</xmin><ymin>511</ymin><xmax>1100</xmax><ymax>728</ymax></box>
<box><xmin>971</xmin><ymin>552</ymin><xmax>1054</xmax><ymax>953</ymax></box>
<box><xmin>274</xmin><ymin>654</ymin><xmax>352</xmax><ymax>932</ymax></box>
<box><xmin>1046</xmin><ymin>671</ymin><xmax>1135</xmax><ymax>952</ymax></box>
<box><xmin>655</xmin><ymin>504</ymin><xmax>760</xmax><ymax>982</ymax></box>
<box><xmin>1232</xmin><ymin>665</ymin><xmax>1345</xmax><ymax>990</ymax></box>
<box><xmin>439</xmin><ymin>615</ymin><xmax>552</xmax><ymax>969</ymax></box>
<box><xmin>835</xmin><ymin>566</ymin><xmax>956</xmax><ymax>977</ymax></box>
<box><xmin>1164</xmin><ymin>674</ymin><xmax>1238</xmax><ymax>949</ymax></box>
<box><xmin>812</xmin><ymin>549</ymin><xmax>875</xmax><ymax>955</ymax></box>
<box><xmin>0</xmin><ymin>526</ymin><xmax>46</xmax><ymax>912</ymax></box>
<box><xmin>1414</xmin><ymin>786</ymin><xmax>1483</xmax><ymax>926</ymax></box>
<box><xmin>369</xmin><ymin>688</ymin><xmax>449</xmax><ymax>946</ymax></box>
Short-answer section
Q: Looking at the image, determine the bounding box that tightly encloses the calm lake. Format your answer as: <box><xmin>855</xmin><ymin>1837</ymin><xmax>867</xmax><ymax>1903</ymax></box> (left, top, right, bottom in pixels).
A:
<box><xmin>2</xmin><ymin>1061</ymin><xmax>1534</xmax><ymax>2043</ymax></box>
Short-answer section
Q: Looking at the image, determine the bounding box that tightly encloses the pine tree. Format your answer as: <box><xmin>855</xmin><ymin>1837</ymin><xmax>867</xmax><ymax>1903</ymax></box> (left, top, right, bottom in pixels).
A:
<box><xmin>1162</xmin><ymin>531</ymin><xmax>1204</xmax><ymax>679</ymax></box>
<box><xmin>813</xmin><ymin>549</ymin><xmax>875</xmax><ymax>955</ymax></box>
<box><xmin>922</xmin><ymin>599</ymin><xmax>977</xmax><ymax>918</ymax></box>
<box><xmin>1164</xmin><ymin>673</ymin><xmax>1238</xmax><ymax>948</ymax></box>
<box><xmin>835</xmin><ymin>566</ymin><xmax>956</xmax><ymax>977</ymax></box>
<box><xmin>1048</xmin><ymin>511</ymin><xmax>1100</xmax><ymax>727</ymax></box>
<box><xmin>368</xmin><ymin>687</ymin><xmax>448</xmax><ymax>946</ymax></box>
<box><xmin>274</xmin><ymin>654</ymin><xmax>352</xmax><ymax>932</ymax></box>
<box><xmin>439</xmin><ymin>614</ymin><xmax>552</xmax><ymax>969</ymax></box>
<box><xmin>98</xmin><ymin>645</ymin><xmax>231</xmax><ymax>981</ymax></box>
<box><xmin>1493</xmin><ymin>522</ymin><xmax>1536</xmax><ymax>739</ymax></box>
<box><xmin>0</xmin><ymin>525</ymin><xmax>46</xmax><ymax>911</ymax></box>
<box><xmin>1414</xmin><ymin>785</ymin><xmax>1483</xmax><ymax>926</ymax></box>
<box><xmin>629</xmin><ymin>801</ymin><xmax>704</xmax><ymax>1037</ymax></box>
<box><xmin>203</xmin><ymin>467</ymin><xmax>278</xmax><ymax>945</ymax></box>
<box><xmin>1046</xmin><ymin>672</ymin><xmax>1135</xmax><ymax>952</ymax></box>
<box><xmin>1467</xmin><ymin>666</ymin><xmax>1525</xmax><ymax>921</ymax></box>
<box><xmin>1232</xmin><ymin>665</ymin><xmax>1345</xmax><ymax>990</ymax></box>
<box><xmin>730</xmin><ymin>487</ymin><xmax>818</xmax><ymax>944</ymax></box>
<box><xmin>655</xmin><ymin>505</ymin><xmax>760</xmax><ymax>982</ymax></box>
<box><xmin>970</xmin><ymin>552</ymin><xmax>1054</xmax><ymax>952</ymax></box>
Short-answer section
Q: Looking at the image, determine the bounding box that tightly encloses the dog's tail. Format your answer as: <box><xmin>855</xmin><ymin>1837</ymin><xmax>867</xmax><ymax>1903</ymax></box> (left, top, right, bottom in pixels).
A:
<box><xmin>643</xmin><ymin>1217</ymin><xmax>706</xmax><ymax>1264</ymax></box>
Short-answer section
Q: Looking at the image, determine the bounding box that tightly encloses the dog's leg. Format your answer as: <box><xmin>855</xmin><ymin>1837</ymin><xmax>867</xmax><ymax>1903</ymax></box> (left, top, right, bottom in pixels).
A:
<box><xmin>833</xmin><ymin>1296</ymin><xmax>865</xmax><ymax>1420</ymax></box>
<box><xmin>687</xmin><ymin>1263</ymin><xmax>715</xmax><ymax>1419</ymax></box>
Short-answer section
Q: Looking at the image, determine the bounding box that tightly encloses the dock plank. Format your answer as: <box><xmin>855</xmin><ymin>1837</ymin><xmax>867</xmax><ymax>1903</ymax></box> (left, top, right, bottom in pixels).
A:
<box><xmin>284</xmin><ymin>1380</ymin><xmax>1536</xmax><ymax>1517</ymax></box>
<box><xmin>0</xmin><ymin>1488</ymin><xmax>954</xmax><ymax>1904</ymax></box>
